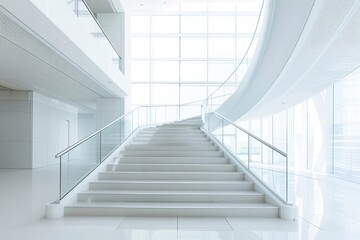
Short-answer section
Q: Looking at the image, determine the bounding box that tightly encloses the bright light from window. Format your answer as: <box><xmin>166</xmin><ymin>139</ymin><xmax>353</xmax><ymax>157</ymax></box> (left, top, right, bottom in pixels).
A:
<box><xmin>130</xmin><ymin>1</ymin><xmax>263</xmax><ymax>117</ymax></box>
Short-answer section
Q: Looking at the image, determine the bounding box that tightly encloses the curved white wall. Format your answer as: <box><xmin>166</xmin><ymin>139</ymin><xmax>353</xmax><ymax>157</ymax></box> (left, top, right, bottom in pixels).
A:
<box><xmin>217</xmin><ymin>0</ymin><xmax>360</xmax><ymax>121</ymax></box>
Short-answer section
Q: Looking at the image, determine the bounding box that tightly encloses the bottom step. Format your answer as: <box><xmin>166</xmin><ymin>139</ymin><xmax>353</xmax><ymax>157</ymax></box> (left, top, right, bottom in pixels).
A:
<box><xmin>65</xmin><ymin>202</ymin><xmax>279</xmax><ymax>217</ymax></box>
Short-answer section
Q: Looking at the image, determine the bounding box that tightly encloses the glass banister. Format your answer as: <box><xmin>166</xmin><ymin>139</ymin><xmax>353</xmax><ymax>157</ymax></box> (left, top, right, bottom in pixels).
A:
<box><xmin>202</xmin><ymin>105</ymin><xmax>291</xmax><ymax>204</ymax></box>
<box><xmin>200</xmin><ymin>0</ymin><xmax>292</xmax><ymax>205</ymax></box>
<box><xmin>55</xmin><ymin>104</ymin><xmax>202</xmax><ymax>200</ymax></box>
<box><xmin>66</xmin><ymin>0</ymin><xmax>123</xmax><ymax>73</ymax></box>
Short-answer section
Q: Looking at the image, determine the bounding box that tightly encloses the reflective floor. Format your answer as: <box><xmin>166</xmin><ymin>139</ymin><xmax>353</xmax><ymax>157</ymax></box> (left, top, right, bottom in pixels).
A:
<box><xmin>0</xmin><ymin>165</ymin><xmax>360</xmax><ymax>239</ymax></box>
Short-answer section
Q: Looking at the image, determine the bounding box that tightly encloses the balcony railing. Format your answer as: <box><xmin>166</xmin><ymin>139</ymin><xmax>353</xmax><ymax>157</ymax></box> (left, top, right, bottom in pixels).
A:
<box><xmin>66</xmin><ymin>0</ymin><xmax>123</xmax><ymax>73</ymax></box>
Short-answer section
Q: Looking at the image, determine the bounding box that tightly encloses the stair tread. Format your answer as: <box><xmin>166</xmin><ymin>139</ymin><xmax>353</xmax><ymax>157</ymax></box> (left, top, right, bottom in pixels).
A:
<box><xmin>119</xmin><ymin>157</ymin><xmax>226</xmax><ymax>159</ymax></box>
<box><xmin>108</xmin><ymin>163</ymin><xmax>234</xmax><ymax>167</ymax></box>
<box><xmin>67</xmin><ymin>202</ymin><xmax>276</xmax><ymax>209</ymax></box>
<box><xmin>65</xmin><ymin>122</ymin><xmax>281</xmax><ymax>218</ymax></box>
<box><xmin>79</xmin><ymin>190</ymin><xmax>263</xmax><ymax>196</ymax></box>
<box><xmin>91</xmin><ymin>180</ymin><xmax>251</xmax><ymax>184</ymax></box>
<box><xmin>126</xmin><ymin>146</ymin><xmax>215</xmax><ymax>149</ymax></box>
<box><xmin>100</xmin><ymin>171</ymin><xmax>243</xmax><ymax>175</ymax></box>
<box><xmin>123</xmin><ymin>150</ymin><xmax>219</xmax><ymax>153</ymax></box>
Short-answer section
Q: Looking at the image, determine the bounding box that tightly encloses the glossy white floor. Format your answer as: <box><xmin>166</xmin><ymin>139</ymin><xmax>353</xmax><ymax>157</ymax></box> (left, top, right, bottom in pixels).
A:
<box><xmin>1</xmin><ymin>165</ymin><xmax>360</xmax><ymax>240</ymax></box>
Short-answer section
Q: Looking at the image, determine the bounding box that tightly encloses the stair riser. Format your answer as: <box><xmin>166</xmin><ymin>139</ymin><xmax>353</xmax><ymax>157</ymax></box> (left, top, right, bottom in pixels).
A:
<box><xmin>130</xmin><ymin>141</ymin><xmax>213</xmax><ymax>146</ymax></box>
<box><xmin>98</xmin><ymin>173</ymin><xmax>244</xmax><ymax>181</ymax></box>
<box><xmin>162</xmin><ymin>124</ymin><xmax>200</xmax><ymax>127</ymax></box>
<box><xmin>139</xmin><ymin>132</ymin><xmax>204</xmax><ymax>136</ymax></box>
<box><xmin>125</xmin><ymin>146</ymin><xmax>218</xmax><ymax>151</ymax></box>
<box><xmin>141</xmin><ymin>128</ymin><xmax>204</xmax><ymax>134</ymax></box>
<box><xmin>65</xmin><ymin>207</ymin><xmax>278</xmax><ymax>218</ymax></box>
<box><xmin>106</xmin><ymin>165</ymin><xmax>235</xmax><ymax>172</ymax></box>
<box><xmin>118</xmin><ymin>158</ymin><xmax>228</xmax><ymax>164</ymax></box>
<box><xmin>137</xmin><ymin>135</ymin><xmax>206</xmax><ymax>139</ymax></box>
<box><xmin>156</xmin><ymin>127</ymin><xmax>200</xmax><ymax>130</ymax></box>
<box><xmin>89</xmin><ymin>182</ymin><xmax>254</xmax><ymax>191</ymax></box>
<box><xmin>77</xmin><ymin>194</ymin><xmax>264</xmax><ymax>203</ymax></box>
<box><xmin>122</xmin><ymin>151</ymin><xmax>223</xmax><ymax>157</ymax></box>
<box><xmin>134</xmin><ymin>137</ymin><xmax>209</xmax><ymax>142</ymax></box>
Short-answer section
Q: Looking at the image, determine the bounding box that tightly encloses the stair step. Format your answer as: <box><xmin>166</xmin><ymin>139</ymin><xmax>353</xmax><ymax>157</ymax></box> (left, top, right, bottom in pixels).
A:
<box><xmin>134</xmin><ymin>137</ymin><xmax>210</xmax><ymax>142</ymax></box>
<box><xmin>143</xmin><ymin>130</ymin><xmax>202</xmax><ymax>134</ymax></box>
<box><xmin>122</xmin><ymin>150</ymin><xmax>223</xmax><ymax>157</ymax></box>
<box><xmin>118</xmin><ymin>157</ymin><xmax>228</xmax><ymax>164</ymax></box>
<box><xmin>125</xmin><ymin>145</ymin><xmax>217</xmax><ymax>151</ymax></box>
<box><xmin>65</xmin><ymin>202</ymin><xmax>279</xmax><ymax>217</ymax></box>
<box><xmin>161</xmin><ymin>124</ymin><xmax>200</xmax><ymax>128</ymax></box>
<box><xmin>137</xmin><ymin>133</ymin><xmax>205</xmax><ymax>138</ymax></box>
<box><xmin>98</xmin><ymin>172</ymin><xmax>244</xmax><ymax>181</ymax></box>
<box><xmin>64</xmin><ymin>122</ymin><xmax>280</xmax><ymax>218</ymax></box>
<box><xmin>106</xmin><ymin>163</ymin><xmax>236</xmax><ymax>172</ymax></box>
<box><xmin>157</xmin><ymin>126</ymin><xmax>200</xmax><ymax>130</ymax></box>
<box><xmin>77</xmin><ymin>190</ymin><xmax>265</xmax><ymax>203</ymax></box>
<box><xmin>89</xmin><ymin>180</ymin><xmax>254</xmax><ymax>191</ymax></box>
<box><xmin>139</xmin><ymin>131</ymin><xmax>204</xmax><ymax>135</ymax></box>
<box><xmin>130</xmin><ymin>141</ymin><xmax>213</xmax><ymax>146</ymax></box>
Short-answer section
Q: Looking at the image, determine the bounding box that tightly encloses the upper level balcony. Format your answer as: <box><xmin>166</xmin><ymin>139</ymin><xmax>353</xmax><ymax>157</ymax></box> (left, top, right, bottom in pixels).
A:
<box><xmin>0</xmin><ymin>0</ymin><xmax>129</xmax><ymax>108</ymax></box>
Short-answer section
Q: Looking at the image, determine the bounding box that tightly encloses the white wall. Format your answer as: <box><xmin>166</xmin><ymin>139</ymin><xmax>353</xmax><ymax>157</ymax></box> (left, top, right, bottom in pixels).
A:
<box><xmin>32</xmin><ymin>92</ymin><xmax>79</xmax><ymax>168</ymax></box>
<box><xmin>0</xmin><ymin>91</ymin><xmax>98</xmax><ymax>169</ymax></box>
<box><xmin>78</xmin><ymin>113</ymin><xmax>96</xmax><ymax>139</ymax></box>
<box><xmin>0</xmin><ymin>91</ymin><xmax>32</xmax><ymax>168</ymax></box>
<box><xmin>96</xmin><ymin>98</ymin><xmax>125</xmax><ymax>129</ymax></box>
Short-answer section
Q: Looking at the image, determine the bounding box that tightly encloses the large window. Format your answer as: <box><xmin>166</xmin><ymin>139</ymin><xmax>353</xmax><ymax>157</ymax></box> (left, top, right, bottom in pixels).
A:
<box><xmin>235</xmin><ymin>66</ymin><xmax>360</xmax><ymax>184</ymax></box>
<box><xmin>130</xmin><ymin>1</ymin><xmax>262</xmax><ymax>118</ymax></box>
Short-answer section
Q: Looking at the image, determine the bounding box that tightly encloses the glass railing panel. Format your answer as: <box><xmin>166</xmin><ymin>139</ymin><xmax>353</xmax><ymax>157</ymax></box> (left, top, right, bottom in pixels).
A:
<box><xmin>154</xmin><ymin>106</ymin><xmax>166</xmax><ymax>124</ymax></box>
<box><xmin>124</xmin><ymin>113</ymin><xmax>133</xmax><ymax>138</ymax></box>
<box><xmin>133</xmin><ymin>108</ymin><xmax>139</xmax><ymax>131</ymax></box>
<box><xmin>249</xmin><ymin>146</ymin><xmax>288</xmax><ymax>202</ymax></box>
<box><xmin>100</xmin><ymin>121</ymin><xmax>120</xmax><ymax>160</ymax></box>
<box><xmin>208</xmin><ymin>114</ymin><xmax>223</xmax><ymax>144</ymax></box>
<box><xmin>249</xmin><ymin>137</ymin><xmax>262</xmax><ymax>163</ymax></box>
<box><xmin>201</xmin><ymin>106</ymin><xmax>290</xmax><ymax>204</ymax></box>
<box><xmin>65</xmin><ymin>0</ymin><xmax>122</xmax><ymax>73</ymax></box>
<box><xmin>262</xmin><ymin>144</ymin><xmax>273</xmax><ymax>164</ymax></box>
<box><xmin>180</xmin><ymin>105</ymin><xmax>201</xmax><ymax>119</ymax></box>
<box><xmin>223</xmin><ymin>120</ymin><xmax>236</xmax><ymax>153</ymax></box>
<box><xmin>235</xmin><ymin>128</ymin><xmax>249</xmax><ymax>168</ymax></box>
<box><xmin>58</xmin><ymin>105</ymin><xmax>205</xmax><ymax>200</ymax></box>
<box><xmin>138</xmin><ymin>106</ymin><xmax>148</xmax><ymax>127</ymax></box>
<box><xmin>166</xmin><ymin>106</ymin><xmax>180</xmax><ymax>123</ymax></box>
<box><xmin>60</xmin><ymin>133</ymin><xmax>100</xmax><ymax>198</ymax></box>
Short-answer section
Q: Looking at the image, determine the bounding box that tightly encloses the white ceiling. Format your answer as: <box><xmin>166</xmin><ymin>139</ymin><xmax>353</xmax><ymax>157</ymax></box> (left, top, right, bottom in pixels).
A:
<box><xmin>0</xmin><ymin>10</ymin><xmax>117</xmax><ymax>110</ymax></box>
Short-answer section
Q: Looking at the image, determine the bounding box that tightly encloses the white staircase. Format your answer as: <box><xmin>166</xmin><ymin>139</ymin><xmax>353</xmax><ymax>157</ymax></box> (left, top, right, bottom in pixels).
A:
<box><xmin>64</xmin><ymin>117</ymin><xmax>280</xmax><ymax>217</ymax></box>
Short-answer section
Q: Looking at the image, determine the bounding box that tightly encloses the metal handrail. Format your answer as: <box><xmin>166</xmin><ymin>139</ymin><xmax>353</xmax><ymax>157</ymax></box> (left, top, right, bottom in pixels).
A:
<box><xmin>202</xmin><ymin>105</ymin><xmax>289</xmax><ymax>204</ymax></box>
<box><xmin>206</xmin><ymin>0</ymin><xmax>265</xmax><ymax>100</ymax></box>
<box><xmin>141</xmin><ymin>94</ymin><xmax>232</xmax><ymax>108</ymax></box>
<box><xmin>203</xmin><ymin>105</ymin><xmax>287</xmax><ymax>158</ymax></box>
<box><xmin>55</xmin><ymin>98</ymin><xmax>214</xmax><ymax>158</ymax></box>
<box><xmin>79</xmin><ymin>0</ymin><xmax>122</xmax><ymax>60</ymax></box>
<box><xmin>55</xmin><ymin>107</ymin><xmax>138</xmax><ymax>158</ymax></box>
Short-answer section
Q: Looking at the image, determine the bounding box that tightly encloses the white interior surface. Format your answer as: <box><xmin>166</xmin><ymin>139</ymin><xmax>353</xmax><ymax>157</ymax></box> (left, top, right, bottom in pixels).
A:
<box><xmin>218</xmin><ymin>0</ymin><xmax>360</xmax><ymax>121</ymax></box>
<box><xmin>1</xmin><ymin>162</ymin><xmax>360</xmax><ymax>239</ymax></box>
<box><xmin>0</xmin><ymin>0</ymin><xmax>129</xmax><ymax>108</ymax></box>
<box><xmin>0</xmin><ymin>91</ymin><xmax>32</xmax><ymax>168</ymax></box>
